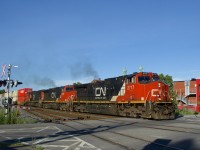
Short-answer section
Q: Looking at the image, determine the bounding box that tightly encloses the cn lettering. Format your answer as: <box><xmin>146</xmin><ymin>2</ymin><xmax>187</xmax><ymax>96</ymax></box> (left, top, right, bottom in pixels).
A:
<box><xmin>95</xmin><ymin>87</ymin><xmax>106</xmax><ymax>97</ymax></box>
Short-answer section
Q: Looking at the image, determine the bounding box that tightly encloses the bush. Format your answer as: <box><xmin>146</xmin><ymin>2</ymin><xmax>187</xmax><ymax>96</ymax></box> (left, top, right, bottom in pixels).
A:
<box><xmin>0</xmin><ymin>108</ymin><xmax>35</xmax><ymax>124</ymax></box>
<box><xmin>176</xmin><ymin>109</ymin><xmax>199</xmax><ymax>116</ymax></box>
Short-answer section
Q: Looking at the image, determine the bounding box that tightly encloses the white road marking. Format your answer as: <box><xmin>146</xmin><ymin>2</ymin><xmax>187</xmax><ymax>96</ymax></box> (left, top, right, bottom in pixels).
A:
<box><xmin>74</xmin><ymin>136</ymin><xmax>101</xmax><ymax>149</ymax></box>
<box><xmin>53</xmin><ymin>125</ymin><xmax>63</xmax><ymax>134</ymax></box>
<box><xmin>33</xmin><ymin>138</ymin><xmax>48</xmax><ymax>145</ymax></box>
<box><xmin>21</xmin><ymin>142</ymin><xmax>29</xmax><ymax>145</ymax></box>
<box><xmin>67</xmin><ymin>141</ymin><xmax>81</xmax><ymax>147</ymax></box>
<box><xmin>39</xmin><ymin>144</ymin><xmax>68</xmax><ymax>148</ymax></box>
<box><xmin>17</xmin><ymin>137</ymin><xmax>24</xmax><ymax>140</ymax></box>
<box><xmin>0</xmin><ymin>126</ymin><xmax>101</xmax><ymax>150</ymax></box>
<box><xmin>35</xmin><ymin>134</ymin><xmax>101</xmax><ymax>150</ymax></box>
<box><xmin>36</xmin><ymin>126</ymin><xmax>50</xmax><ymax>132</ymax></box>
<box><xmin>0</xmin><ymin>127</ymin><xmax>46</xmax><ymax>133</ymax></box>
<box><xmin>5</xmin><ymin>136</ymin><xmax>11</xmax><ymax>139</ymax></box>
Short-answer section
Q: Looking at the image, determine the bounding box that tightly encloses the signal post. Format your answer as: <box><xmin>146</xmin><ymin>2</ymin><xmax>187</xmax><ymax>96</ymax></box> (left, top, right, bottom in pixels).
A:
<box><xmin>0</xmin><ymin>64</ymin><xmax>22</xmax><ymax>117</ymax></box>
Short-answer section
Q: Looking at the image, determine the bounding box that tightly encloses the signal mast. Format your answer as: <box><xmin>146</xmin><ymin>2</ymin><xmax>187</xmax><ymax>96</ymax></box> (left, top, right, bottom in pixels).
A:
<box><xmin>0</xmin><ymin>64</ymin><xmax>22</xmax><ymax>115</ymax></box>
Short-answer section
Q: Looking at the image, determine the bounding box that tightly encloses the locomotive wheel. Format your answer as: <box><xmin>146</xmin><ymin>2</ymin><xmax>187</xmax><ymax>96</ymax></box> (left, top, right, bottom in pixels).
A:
<box><xmin>151</xmin><ymin>111</ymin><xmax>161</xmax><ymax>120</ymax></box>
<box><xmin>169</xmin><ymin>113</ymin><xmax>175</xmax><ymax>119</ymax></box>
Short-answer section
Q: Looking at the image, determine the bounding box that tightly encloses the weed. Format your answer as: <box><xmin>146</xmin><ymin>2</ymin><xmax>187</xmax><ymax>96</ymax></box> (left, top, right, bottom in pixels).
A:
<box><xmin>0</xmin><ymin>108</ymin><xmax>36</xmax><ymax>124</ymax></box>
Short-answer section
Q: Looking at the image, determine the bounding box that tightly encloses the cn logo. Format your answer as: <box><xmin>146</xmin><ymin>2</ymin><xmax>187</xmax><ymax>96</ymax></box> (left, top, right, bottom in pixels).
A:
<box><xmin>95</xmin><ymin>87</ymin><xmax>106</xmax><ymax>97</ymax></box>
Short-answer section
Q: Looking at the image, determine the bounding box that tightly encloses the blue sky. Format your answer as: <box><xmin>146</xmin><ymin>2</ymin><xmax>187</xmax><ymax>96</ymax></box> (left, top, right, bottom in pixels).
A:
<box><xmin>0</xmin><ymin>0</ymin><xmax>200</xmax><ymax>90</ymax></box>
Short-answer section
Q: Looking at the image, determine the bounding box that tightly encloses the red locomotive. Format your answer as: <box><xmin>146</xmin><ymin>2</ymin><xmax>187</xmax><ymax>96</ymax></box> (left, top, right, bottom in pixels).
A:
<box><xmin>17</xmin><ymin>88</ymin><xmax>32</xmax><ymax>105</ymax></box>
<box><xmin>13</xmin><ymin>72</ymin><xmax>176</xmax><ymax>119</ymax></box>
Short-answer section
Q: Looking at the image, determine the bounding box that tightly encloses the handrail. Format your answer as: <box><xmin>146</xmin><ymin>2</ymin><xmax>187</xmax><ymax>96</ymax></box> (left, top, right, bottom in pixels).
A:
<box><xmin>145</xmin><ymin>90</ymin><xmax>151</xmax><ymax>101</ymax></box>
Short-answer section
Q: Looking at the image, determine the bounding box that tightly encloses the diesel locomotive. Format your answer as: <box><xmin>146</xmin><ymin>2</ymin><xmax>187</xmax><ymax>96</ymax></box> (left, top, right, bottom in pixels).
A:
<box><xmin>26</xmin><ymin>71</ymin><xmax>175</xmax><ymax>120</ymax></box>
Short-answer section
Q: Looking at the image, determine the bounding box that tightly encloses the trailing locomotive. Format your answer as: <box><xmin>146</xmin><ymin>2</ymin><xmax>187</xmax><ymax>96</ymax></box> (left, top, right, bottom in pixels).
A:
<box><xmin>26</xmin><ymin>71</ymin><xmax>175</xmax><ymax>120</ymax></box>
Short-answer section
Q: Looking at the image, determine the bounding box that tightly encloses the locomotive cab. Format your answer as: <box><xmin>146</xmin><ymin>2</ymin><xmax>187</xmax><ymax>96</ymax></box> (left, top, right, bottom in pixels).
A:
<box><xmin>137</xmin><ymin>72</ymin><xmax>170</xmax><ymax>102</ymax></box>
<box><xmin>117</xmin><ymin>72</ymin><xmax>170</xmax><ymax>102</ymax></box>
<box><xmin>116</xmin><ymin>72</ymin><xmax>175</xmax><ymax>119</ymax></box>
<box><xmin>59</xmin><ymin>85</ymin><xmax>76</xmax><ymax>102</ymax></box>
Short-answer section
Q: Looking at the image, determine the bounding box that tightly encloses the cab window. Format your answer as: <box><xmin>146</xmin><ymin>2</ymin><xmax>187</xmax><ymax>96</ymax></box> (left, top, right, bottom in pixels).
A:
<box><xmin>66</xmin><ymin>87</ymin><xmax>73</xmax><ymax>92</ymax></box>
<box><xmin>126</xmin><ymin>78</ymin><xmax>131</xmax><ymax>84</ymax></box>
<box><xmin>152</xmin><ymin>76</ymin><xmax>159</xmax><ymax>82</ymax></box>
<box><xmin>132</xmin><ymin>77</ymin><xmax>136</xmax><ymax>83</ymax></box>
<box><xmin>138</xmin><ymin>76</ymin><xmax>151</xmax><ymax>84</ymax></box>
<box><xmin>126</xmin><ymin>77</ymin><xmax>136</xmax><ymax>84</ymax></box>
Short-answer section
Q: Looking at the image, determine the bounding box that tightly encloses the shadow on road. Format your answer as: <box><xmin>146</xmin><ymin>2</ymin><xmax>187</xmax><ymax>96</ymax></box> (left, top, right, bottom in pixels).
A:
<box><xmin>0</xmin><ymin>120</ymin><xmax>197</xmax><ymax>150</ymax></box>
<box><xmin>143</xmin><ymin>138</ymin><xmax>195</xmax><ymax>150</ymax></box>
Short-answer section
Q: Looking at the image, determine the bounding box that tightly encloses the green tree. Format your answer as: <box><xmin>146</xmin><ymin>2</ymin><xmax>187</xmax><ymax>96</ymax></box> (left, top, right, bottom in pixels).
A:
<box><xmin>0</xmin><ymin>90</ymin><xmax>5</xmax><ymax>94</ymax></box>
<box><xmin>159</xmin><ymin>73</ymin><xmax>177</xmax><ymax>101</ymax></box>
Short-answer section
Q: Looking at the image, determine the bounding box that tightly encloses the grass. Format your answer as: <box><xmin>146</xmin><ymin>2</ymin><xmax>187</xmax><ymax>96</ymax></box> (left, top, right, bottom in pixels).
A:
<box><xmin>0</xmin><ymin>141</ymin><xmax>24</xmax><ymax>147</ymax></box>
<box><xmin>0</xmin><ymin>108</ymin><xmax>36</xmax><ymax>124</ymax></box>
<box><xmin>0</xmin><ymin>141</ymin><xmax>44</xmax><ymax>150</ymax></box>
<box><xmin>0</xmin><ymin>108</ymin><xmax>44</xmax><ymax>150</ymax></box>
<box><xmin>176</xmin><ymin>108</ymin><xmax>199</xmax><ymax>116</ymax></box>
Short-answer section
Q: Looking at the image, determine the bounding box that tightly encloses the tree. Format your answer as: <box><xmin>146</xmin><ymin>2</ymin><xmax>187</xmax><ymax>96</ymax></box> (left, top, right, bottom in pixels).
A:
<box><xmin>159</xmin><ymin>73</ymin><xmax>177</xmax><ymax>102</ymax></box>
<box><xmin>0</xmin><ymin>90</ymin><xmax>5</xmax><ymax>94</ymax></box>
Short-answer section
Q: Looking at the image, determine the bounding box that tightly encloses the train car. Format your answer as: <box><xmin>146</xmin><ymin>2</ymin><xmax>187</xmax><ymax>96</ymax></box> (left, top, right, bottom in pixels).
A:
<box><xmin>29</xmin><ymin>85</ymin><xmax>76</xmax><ymax>110</ymax></box>
<box><xmin>17</xmin><ymin>88</ymin><xmax>32</xmax><ymax>105</ymax></box>
<box><xmin>26</xmin><ymin>72</ymin><xmax>175</xmax><ymax>119</ymax></box>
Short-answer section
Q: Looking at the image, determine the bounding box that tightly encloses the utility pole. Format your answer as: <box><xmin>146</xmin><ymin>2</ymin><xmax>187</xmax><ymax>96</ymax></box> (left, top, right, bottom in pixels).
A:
<box><xmin>7</xmin><ymin>64</ymin><xmax>11</xmax><ymax>114</ymax></box>
<box><xmin>1</xmin><ymin>64</ymin><xmax>22</xmax><ymax>118</ymax></box>
<box><xmin>6</xmin><ymin>64</ymin><xmax>19</xmax><ymax>115</ymax></box>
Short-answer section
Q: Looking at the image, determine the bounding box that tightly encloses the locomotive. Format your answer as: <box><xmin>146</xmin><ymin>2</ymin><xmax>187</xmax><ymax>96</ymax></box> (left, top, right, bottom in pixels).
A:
<box><xmin>25</xmin><ymin>71</ymin><xmax>175</xmax><ymax>120</ymax></box>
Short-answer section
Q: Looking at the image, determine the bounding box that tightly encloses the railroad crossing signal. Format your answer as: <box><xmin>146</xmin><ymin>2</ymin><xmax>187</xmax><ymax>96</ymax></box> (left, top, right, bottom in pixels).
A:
<box><xmin>2</xmin><ymin>98</ymin><xmax>8</xmax><ymax>107</ymax></box>
<box><xmin>0</xmin><ymin>80</ymin><xmax>7</xmax><ymax>87</ymax></box>
<box><xmin>0</xmin><ymin>80</ymin><xmax>23</xmax><ymax>87</ymax></box>
<box><xmin>10</xmin><ymin>80</ymin><xmax>23</xmax><ymax>87</ymax></box>
<box><xmin>0</xmin><ymin>97</ymin><xmax>8</xmax><ymax>108</ymax></box>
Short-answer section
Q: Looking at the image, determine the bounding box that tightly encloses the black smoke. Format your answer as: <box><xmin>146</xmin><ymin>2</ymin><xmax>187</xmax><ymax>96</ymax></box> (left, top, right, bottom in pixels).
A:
<box><xmin>33</xmin><ymin>76</ymin><xmax>56</xmax><ymax>87</ymax></box>
<box><xmin>69</xmin><ymin>62</ymin><xmax>99</xmax><ymax>79</ymax></box>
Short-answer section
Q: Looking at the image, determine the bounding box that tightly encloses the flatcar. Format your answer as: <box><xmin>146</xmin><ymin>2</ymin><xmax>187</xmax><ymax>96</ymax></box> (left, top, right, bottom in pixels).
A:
<box><xmin>25</xmin><ymin>72</ymin><xmax>175</xmax><ymax>120</ymax></box>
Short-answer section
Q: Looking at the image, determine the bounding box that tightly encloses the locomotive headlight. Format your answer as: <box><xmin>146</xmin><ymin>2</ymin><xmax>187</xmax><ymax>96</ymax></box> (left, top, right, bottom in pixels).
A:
<box><xmin>158</xmin><ymin>83</ymin><xmax>161</xmax><ymax>88</ymax></box>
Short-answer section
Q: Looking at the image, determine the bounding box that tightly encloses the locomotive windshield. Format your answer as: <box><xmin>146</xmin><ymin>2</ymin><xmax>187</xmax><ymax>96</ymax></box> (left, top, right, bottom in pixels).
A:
<box><xmin>152</xmin><ymin>75</ymin><xmax>159</xmax><ymax>82</ymax></box>
<box><xmin>66</xmin><ymin>87</ymin><xmax>73</xmax><ymax>92</ymax></box>
<box><xmin>138</xmin><ymin>76</ymin><xmax>151</xmax><ymax>84</ymax></box>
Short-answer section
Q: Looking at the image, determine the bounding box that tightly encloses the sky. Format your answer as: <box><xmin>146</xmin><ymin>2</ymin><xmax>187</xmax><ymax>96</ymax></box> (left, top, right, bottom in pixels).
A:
<box><xmin>0</xmin><ymin>0</ymin><xmax>200</xmax><ymax>90</ymax></box>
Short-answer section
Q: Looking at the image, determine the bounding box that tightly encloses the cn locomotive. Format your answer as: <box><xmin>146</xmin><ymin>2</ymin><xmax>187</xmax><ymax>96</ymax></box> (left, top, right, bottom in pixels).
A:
<box><xmin>24</xmin><ymin>71</ymin><xmax>175</xmax><ymax>120</ymax></box>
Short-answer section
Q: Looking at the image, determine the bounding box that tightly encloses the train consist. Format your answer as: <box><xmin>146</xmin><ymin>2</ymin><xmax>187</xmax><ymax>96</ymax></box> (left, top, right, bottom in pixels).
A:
<box><xmin>1</xmin><ymin>72</ymin><xmax>176</xmax><ymax>119</ymax></box>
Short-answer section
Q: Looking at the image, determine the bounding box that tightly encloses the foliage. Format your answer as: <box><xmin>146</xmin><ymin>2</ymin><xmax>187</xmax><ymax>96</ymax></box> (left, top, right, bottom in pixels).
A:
<box><xmin>159</xmin><ymin>73</ymin><xmax>177</xmax><ymax>105</ymax></box>
<box><xmin>176</xmin><ymin>109</ymin><xmax>199</xmax><ymax>116</ymax></box>
<box><xmin>36</xmin><ymin>145</ymin><xmax>44</xmax><ymax>150</ymax></box>
<box><xmin>159</xmin><ymin>74</ymin><xmax>173</xmax><ymax>89</ymax></box>
<box><xmin>0</xmin><ymin>89</ymin><xmax>5</xmax><ymax>94</ymax></box>
<box><xmin>0</xmin><ymin>141</ymin><xmax>25</xmax><ymax>147</ymax></box>
<box><xmin>73</xmin><ymin>82</ymin><xmax>82</xmax><ymax>85</ymax></box>
<box><xmin>0</xmin><ymin>108</ymin><xmax>35</xmax><ymax>124</ymax></box>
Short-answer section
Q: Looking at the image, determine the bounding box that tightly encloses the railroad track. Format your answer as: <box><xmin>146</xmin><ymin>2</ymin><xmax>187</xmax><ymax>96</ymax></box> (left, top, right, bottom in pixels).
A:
<box><xmin>20</xmin><ymin>107</ymin><xmax>197</xmax><ymax>150</ymax></box>
<box><xmin>62</xmin><ymin>120</ymin><xmax>184</xmax><ymax>150</ymax></box>
<box><xmin>96</xmin><ymin>118</ymin><xmax>200</xmax><ymax>135</ymax></box>
<box><xmin>22</xmin><ymin>106</ymin><xmax>116</xmax><ymax>122</ymax></box>
<box><xmin>23</xmin><ymin>107</ymin><xmax>200</xmax><ymax>135</ymax></box>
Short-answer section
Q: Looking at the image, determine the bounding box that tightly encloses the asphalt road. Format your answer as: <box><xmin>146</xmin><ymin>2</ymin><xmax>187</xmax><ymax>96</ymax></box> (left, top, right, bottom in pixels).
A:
<box><xmin>0</xmin><ymin>115</ymin><xmax>200</xmax><ymax>150</ymax></box>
